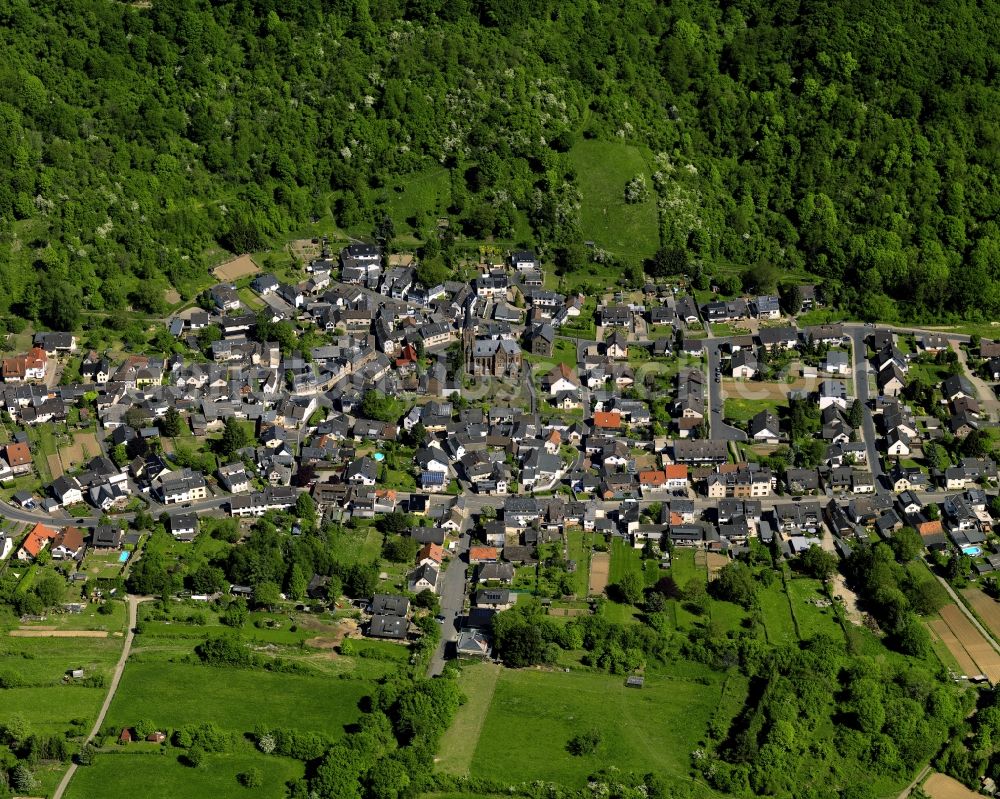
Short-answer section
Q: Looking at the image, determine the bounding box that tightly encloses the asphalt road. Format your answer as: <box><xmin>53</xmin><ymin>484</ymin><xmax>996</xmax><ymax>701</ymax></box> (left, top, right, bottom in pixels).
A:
<box><xmin>0</xmin><ymin>493</ymin><xmax>235</xmax><ymax>529</ymax></box>
<box><xmin>847</xmin><ymin>326</ymin><xmax>885</xmax><ymax>486</ymax></box>
<box><xmin>428</xmin><ymin>532</ymin><xmax>470</xmax><ymax>677</ymax></box>
<box><xmin>706</xmin><ymin>337</ymin><xmax>747</xmax><ymax>441</ymax></box>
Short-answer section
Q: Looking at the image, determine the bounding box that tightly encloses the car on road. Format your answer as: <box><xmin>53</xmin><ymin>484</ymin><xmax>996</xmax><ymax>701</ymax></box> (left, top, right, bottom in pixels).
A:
<box><xmin>435</xmin><ymin>614</ymin><xmax>446</xmax><ymax>623</ymax></box>
<box><xmin>182</xmin><ymin>503</ymin><xmax>192</xmax><ymax>508</ymax></box>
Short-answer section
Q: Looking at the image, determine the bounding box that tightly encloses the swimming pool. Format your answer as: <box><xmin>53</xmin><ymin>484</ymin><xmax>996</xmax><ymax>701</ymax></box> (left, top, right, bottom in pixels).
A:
<box><xmin>962</xmin><ymin>546</ymin><xmax>982</xmax><ymax>557</ymax></box>
<box><xmin>372</xmin><ymin>452</ymin><xmax>385</xmax><ymax>462</ymax></box>
<box><xmin>119</xmin><ymin>551</ymin><xmax>130</xmax><ymax>563</ymax></box>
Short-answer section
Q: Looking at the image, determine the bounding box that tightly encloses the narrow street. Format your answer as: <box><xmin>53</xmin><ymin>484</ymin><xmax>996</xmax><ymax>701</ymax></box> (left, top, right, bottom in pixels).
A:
<box><xmin>427</xmin><ymin>532</ymin><xmax>470</xmax><ymax>677</ymax></box>
<box><xmin>847</xmin><ymin>327</ymin><xmax>885</xmax><ymax>484</ymax></box>
<box><xmin>705</xmin><ymin>336</ymin><xmax>748</xmax><ymax>441</ymax></box>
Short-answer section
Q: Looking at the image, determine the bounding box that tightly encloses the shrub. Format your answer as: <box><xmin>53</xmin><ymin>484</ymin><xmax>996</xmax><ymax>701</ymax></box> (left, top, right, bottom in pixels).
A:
<box><xmin>184</xmin><ymin>745</ymin><xmax>205</xmax><ymax>767</ymax></box>
<box><xmin>567</xmin><ymin>728</ymin><xmax>602</xmax><ymax>756</ymax></box>
<box><xmin>238</xmin><ymin>767</ymin><xmax>262</xmax><ymax>788</ymax></box>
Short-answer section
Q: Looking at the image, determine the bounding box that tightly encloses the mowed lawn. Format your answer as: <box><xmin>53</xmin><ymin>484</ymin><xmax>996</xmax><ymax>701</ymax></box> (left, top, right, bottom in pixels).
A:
<box><xmin>436</xmin><ymin>661</ymin><xmax>502</xmax><ymax>775</ymax></box>
<box><xmin>566</xmin><ymin>529</ymin><xmax>593</xmax><ymax>598</ymax></box>
<box><xmin>469</xmin><ymin>669</ymin><xmax>720</xmax><ymax>788</ymax></box>
<box><xmin>66</xmin><ymin>747</ymin><xmax>302</xmax><ymax>799</ymax></box>
<box><xmin>105</xmin><ymin>661</ymin><xmax>369</xmax><ymax>737</ymax></box>
<box><xmin>0</xmin><ymin>635</ymin><xmax>124</xmax><ymax>735</ymax></box>
<box><xmin>568</xmin><ymin>140</ymin><xmax>659</xmax><ymax>262</ymax></box>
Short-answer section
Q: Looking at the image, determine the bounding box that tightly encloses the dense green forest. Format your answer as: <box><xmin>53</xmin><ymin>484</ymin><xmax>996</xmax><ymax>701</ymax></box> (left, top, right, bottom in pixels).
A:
<box><xmin>1</xmin><ymin>0</ymin><xmax>999</xmax><ymax>325</ymax></box>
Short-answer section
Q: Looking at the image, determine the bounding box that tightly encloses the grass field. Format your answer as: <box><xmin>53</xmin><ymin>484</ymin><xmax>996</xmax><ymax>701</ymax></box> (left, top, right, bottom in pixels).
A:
<box><xmin>785</xmin><ymin>578</ymin><xmax>844</xmax><ymax>640</ymax></box>
<box><xmin>608</xmin><ymin>537</ymin><xmax>644</xmax><ymax>585</ymax></box>
<box><xmin>0</xmin><ymin>622</ymin><xmax>127</xmax><ymax>735</ymax></box>
<box><xmin>669</xmin><ymin>547</ymin><xmax>705</xmax><ymax>588</ymax></box>
<box><xmin>382</xmin><ymin>167</ymin><xmax>452</xmax><ymax>241</ymax></box>
<box><xmin>566</xmin><ymin>529</ymin><xmax>593</xmax><ymax>598</ymax></box>
<box><xmin>468</xmin><ymin>668</ymin><xmax>722</xmax><ymax>791</ymax></box>
<box><xmin>723</xmin><ymin>396</ymin><xmax>782</xmax><ymax>423</ymax></box>
<box><xmin>66</xmin><ymin>746</ymin><xmax>303</xmax><ymax>799</ymax></box>
<box><xmin>568</xmin><ymin>140</ymin><xmax>659</xmax><ymax>262</ymax></box>
<box><xmin>329</xmin><ymin>526</ymin><xmax>383</xmax><ymax>566</ymax></box>
<box><xmin>757</xmin><ymin>581</ymin><xmax>797</xmax><ymax>645</ymax></box>
<box><xmin>105</xmin><ymin>661</ymin><xmax>370</xmax><ymax>737</ymax></box>
<box><xmin>436</xmin><ymin>661</ymin><xmax>502</xmax><ymax>776</ymax></box>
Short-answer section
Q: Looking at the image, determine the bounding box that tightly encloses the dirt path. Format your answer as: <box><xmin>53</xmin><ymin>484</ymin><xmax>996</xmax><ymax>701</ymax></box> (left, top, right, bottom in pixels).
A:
<box><xmin>589</xmin><ymin>551</ymin><xmax>610</xmax><ymax>595</ymax></box>
<box><xmin>896</xmin><ymin>765</ymin><xmax>931</xmax><ymax>799</ymax></box>
<box><xmin>52</xmin><ymin>595</ymin><xmax>150</xmax><ymax>799</ymax></box>
<box><xmin>11</xmin><ymin>629</ymin><xmax>108</xmax><ymax>638</ymax></box>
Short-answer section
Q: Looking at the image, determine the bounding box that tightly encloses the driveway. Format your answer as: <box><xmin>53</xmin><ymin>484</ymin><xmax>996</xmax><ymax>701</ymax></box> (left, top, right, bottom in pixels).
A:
<box><xmin>952</xmin><ymin>338</ymin><xmax>1000</xmax><ymax>421</ymax></box>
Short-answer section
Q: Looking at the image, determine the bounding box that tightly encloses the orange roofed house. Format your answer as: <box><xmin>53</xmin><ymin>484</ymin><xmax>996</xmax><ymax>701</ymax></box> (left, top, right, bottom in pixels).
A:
<box><xmin>17</xmin><ymin>522</ymin><xmax>57</xmax><ymax>561</ymax></box>
<box><xmin>638</xmin><ymin>470</ymin><xmax>667</xmax><ymax>492</ymax></box>
<box><xmin>593</xmin><ymin>411</ymin><xmax>622</xmax><ymax>430</ymax></box>
<box><xmin>416</xmin><ymin>543</ymin><xmax>445</xmax><ymax>567</ymax></box>
<box><xmin>664</xmin><ymin>464</ymin><xmax>689</xmax><ymax>490</ymax></box>
<box><xmin>468</xmin><ymin>546</ymin><xmax>499</xmax><ymax>564</ymax></box>
<box><xmin>4</xmin><ymin>442</ymin><xmax>32</xmax><ymax>475</ymax></box>
<box><xmin>917</xmin><ymin>519</ymin><xmax>947</xmax><ymax>549</ymax></box>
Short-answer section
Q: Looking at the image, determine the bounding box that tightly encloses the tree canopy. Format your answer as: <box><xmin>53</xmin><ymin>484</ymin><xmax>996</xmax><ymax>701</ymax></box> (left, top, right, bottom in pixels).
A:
<box><xmin>0</xmin><ymin>0</ymin><xmax>996</xmax><ymax>323</ymax></box>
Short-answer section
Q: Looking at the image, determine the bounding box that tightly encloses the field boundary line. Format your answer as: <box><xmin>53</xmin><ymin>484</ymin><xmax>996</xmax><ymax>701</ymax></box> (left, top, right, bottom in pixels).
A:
<box><xmin>935</xmin><ymin>574</ymin><xmax>1000</xmax><ymax>656</ymax></box>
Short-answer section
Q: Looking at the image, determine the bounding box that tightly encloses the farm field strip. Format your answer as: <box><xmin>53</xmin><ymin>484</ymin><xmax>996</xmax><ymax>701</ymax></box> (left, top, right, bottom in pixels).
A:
<box><xmin>960</xmin><ymin>587</ymin><xmax>1000</xmax><ymax>640</ymax></box>
<box><xmin>212</xmin><ymin>254</ymin><xmax>260</xmax><ymax>281</ymax></box>
<box><xmin>928</xmin><ymin>619</ymin><xmax>979</xmax><ymax>677</ymax></box>
<box><xmin>589</xmin><ymin>552</ymin><xmax>610</xmax><ymax>595</ymax></box>
<box><xmin>935</xmin><ymin>604</ymin><xmax>1000</xmax><ymax>681</ymax></box>
<box><xmin>923</xmin><ymin>771</ymin><xmax>983</xmax><ymax>799</ymax></box>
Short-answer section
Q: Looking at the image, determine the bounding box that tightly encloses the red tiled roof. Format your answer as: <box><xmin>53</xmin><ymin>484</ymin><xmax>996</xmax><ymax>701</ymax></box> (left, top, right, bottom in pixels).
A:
<box><xmin>594</xmin><ymin>411</ymin><xmax>621</xmax><ymax>429</ymax></box>
<box><xmin>4</xmin><ymin>442</ymin><xmax>31</xmax><ymax>466</ymax></box>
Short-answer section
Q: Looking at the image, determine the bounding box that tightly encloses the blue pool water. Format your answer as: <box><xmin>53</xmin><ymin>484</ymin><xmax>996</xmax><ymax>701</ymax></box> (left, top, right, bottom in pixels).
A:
<box><xmin>963</xmin><ymin>546</ymin><xmax>982</xmax><ymax>557</ymax></box>
<box><xmin>119</xmin><ymin>551</ymin><xmax>130</xmax><ymax>563</ymax></box>
<box><xmin>372</xmin><ymin>452</ymin><xmax>385</xmax><ymax>462</ymax></box>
